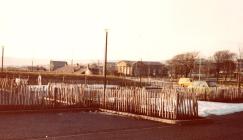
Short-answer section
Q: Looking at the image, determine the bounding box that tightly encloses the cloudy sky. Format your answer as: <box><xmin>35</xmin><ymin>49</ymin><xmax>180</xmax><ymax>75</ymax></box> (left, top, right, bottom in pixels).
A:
<box><xmin>0</xmin><ymin>0</ymin><xmax>243</xmax><ymax>65</ymax></box>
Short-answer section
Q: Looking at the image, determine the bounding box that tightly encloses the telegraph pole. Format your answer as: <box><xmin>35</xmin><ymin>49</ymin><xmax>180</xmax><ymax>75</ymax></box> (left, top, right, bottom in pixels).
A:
<box><xmin>31</xmin><ymin>59</ymin><xmax>33</xmax><ymax>72</ymax></box>
<box><xmin>199</xmin><ymin>57</ymin><xmax>201</xmax><ymax>81</ymax></box>
<box><xmin>139</xmin><ymin>58</ymin><xmax>142</xmax><ymax>87</ymax></box>
<box><xmin>1</xmin><ymin>46</ymin><xmax>4</xmax><ymax>72</ymax></box>
<box><xmin>238</xmin><ymin>47</ymin><xmax>242</xmax><ymax>93</ymax></box>
<box><xmin>103</xmin><ymin>29</ymin><xmax>108</xmax><ymax>107</ymax></box>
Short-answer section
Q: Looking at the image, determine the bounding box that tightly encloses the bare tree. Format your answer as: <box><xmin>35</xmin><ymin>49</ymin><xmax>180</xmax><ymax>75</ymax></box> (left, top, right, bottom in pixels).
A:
<box><xmin>206</xmin><ymin>58</ymin><xmax>217</xmax><ymax>78</ymax></box>
<box><xmin>168</xmin><ymin>52</ymin><xmax>198</xmax><ymax>78</ymax></box>
<box><xmin>213</xmin><ymin>50</ymin><xmax>236</xmax><ymax>81</ymax></box>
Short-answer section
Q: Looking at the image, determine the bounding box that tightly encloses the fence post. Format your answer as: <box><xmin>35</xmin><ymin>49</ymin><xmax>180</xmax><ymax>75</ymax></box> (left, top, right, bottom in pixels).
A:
<box><xmin>176</xmin><ymin>92</ymin><xmax>179</xmax><ymax>120</ymax></box>
<box><xmin>204</xmin><ymin>89</ymin><xmax>207</xmax><ymax>101</ymax></box>
<box><xmin>54</xmin><ymin>87</ymin><xmax>58</xmax><ymax>108</ymax></box>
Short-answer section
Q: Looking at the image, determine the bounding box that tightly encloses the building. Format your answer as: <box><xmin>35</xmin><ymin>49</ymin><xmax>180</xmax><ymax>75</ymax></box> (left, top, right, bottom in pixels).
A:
<box><xmin>54</xmin><ymin>65</ymin><xmax>76</xmax><ymax>73</ymax></box>
<box><xmin>27</xmin><ymin>66</ymin><xmax>47</xmax><ymax>71</ymax></box>
<box><xmin>237</xmin><ymin>59</ymin><xmax>243</xmax><ymax>72</ymax></box>
<box><xmin>142</xmin><ymin>61</ymin><xmax>166</xmax><ymax>77</ymax></box>
<box><xmin>116</xmin><ymin>60</ymin><xmax>166</xmax><ymax>77</ymax></box>
<box><xmin>106</xmin><ymin>62</ymin><xmax>117</xmax><ymax>75</ymax></box>
<box><xmin>50</xmin><ymin>61</ymin><xmax>68</xmax><ymax>71</ymax></box>
<box><xmin>116</xmin><ymin>61</ymin><xmax>135</xmax><ymax>76</ymax></box>
<box><xmin>85</xmin><ymin>64</ymin><xmax>100</xmax><ymax>75</ymax></box>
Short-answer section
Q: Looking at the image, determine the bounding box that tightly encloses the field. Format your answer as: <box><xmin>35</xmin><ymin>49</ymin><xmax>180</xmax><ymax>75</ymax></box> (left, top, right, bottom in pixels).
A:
<box><xmin>0</xmin><ymin>71</ymin><xmax>140</xmax><ymax>86</ymax></box>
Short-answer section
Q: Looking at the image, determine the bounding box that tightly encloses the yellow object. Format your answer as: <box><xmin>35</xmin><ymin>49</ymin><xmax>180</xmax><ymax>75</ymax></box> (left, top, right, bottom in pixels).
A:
<box><xmin>178</xmin><ymin>78</ymin><xmax>192</xmax><ymax>87</ymax></box>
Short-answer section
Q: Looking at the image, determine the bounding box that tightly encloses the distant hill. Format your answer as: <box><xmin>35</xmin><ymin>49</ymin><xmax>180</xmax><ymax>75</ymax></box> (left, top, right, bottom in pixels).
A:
<box><xmin>2</xmin><ymin>57</ymin><xmax>166</xmax><ymax>67</ymax></box>
<box><xmin>2</xmin><ymin>57</ymin><xmax>106</xmax><ymax>67</ymax></box>
<box><xmin>3</xmin><ymin>57</ymin><xmax>50</xmax><ymax>67</ymax></box>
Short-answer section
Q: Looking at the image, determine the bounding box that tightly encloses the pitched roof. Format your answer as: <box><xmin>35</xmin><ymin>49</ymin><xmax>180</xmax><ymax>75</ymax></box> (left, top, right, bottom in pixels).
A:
<box><xmin>54</xmin><ymin>65</ymin><xmax>75</xmax><ymax>73</ymax></box>
<box><xmin>142</xmin><ymin>61</ymin><xmax>163</xmax><ymax>66</ymax></box>
<box><xmin>54</xmin><ymin>64</ymin><xmax>84</xmax><ymax>73</ymax></box>
<box><xmin>117</xmin><ymin>60</ymin><xmax>136</xmax><ymax>66</ymax></box>
<box><xmin>50</xmin><ymin>61</ymin><xmax>67</xmax><ymax>64</ymax></box>
<box><xmin>116</xmin><ymin>60</ymin><xmax>164</xmax><ymax>67</ymax></box>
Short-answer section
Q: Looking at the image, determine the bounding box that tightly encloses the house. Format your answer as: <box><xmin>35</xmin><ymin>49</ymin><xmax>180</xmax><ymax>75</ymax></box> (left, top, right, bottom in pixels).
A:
<box><xmin>142</xmin><ymin>61</ymin><xmax>166</xmax><ymax>77</ymax></box>
<box><xmin>116</xmin><ymin>61</ymin><xmax>135</xmax><ymax>76</ymax></box>
<box><xmin>106</xmin><ymin>62</ymin><xmax>118</xmax><ymax>75</ymax></box>
<box><xmin>79</xmin><ymin>62</ymin><xmax>118</xmax><ymax>75</ymax></box>
<box><xmin>50</xmin><ymin>61</ymin><xmax>68</xmax><ymax>71</ymax></box>
<box><xmin>26</xmin><ymin>66</ymin><xmax>47</xmax><ymax>71</ymax></box>
<box><xmin>53</xmin><ymin>63</ymin><xmax>88</xmax><ymax>74</ymax></box>
<box><xmin>54</xmin><ymin>65</ymin><xmax>76</xmax><ymax>73</ymax></box>
<box><xmin>86</xmin><ymin>64</ymin><xmax>100</xmax><ymax>75</ymax></box>
<box><xmin>116</xmin><ymin>60</ymin><xmax>166</xmax><ymax>77</ymax></box>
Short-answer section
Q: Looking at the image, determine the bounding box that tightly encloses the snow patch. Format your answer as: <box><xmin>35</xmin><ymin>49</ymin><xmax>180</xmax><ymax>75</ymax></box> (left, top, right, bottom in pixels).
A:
<box><xmin>198</xmin><ymin>101</ymin><xmax>243</xmax><ymax>117</ymax></box>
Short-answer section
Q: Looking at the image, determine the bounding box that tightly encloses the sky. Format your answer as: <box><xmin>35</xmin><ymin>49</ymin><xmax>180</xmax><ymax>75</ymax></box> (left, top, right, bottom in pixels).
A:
<box><xmin>0</xmin><ymin>0</ymin><xmax>243</xmax><ymax>65</ymax></box>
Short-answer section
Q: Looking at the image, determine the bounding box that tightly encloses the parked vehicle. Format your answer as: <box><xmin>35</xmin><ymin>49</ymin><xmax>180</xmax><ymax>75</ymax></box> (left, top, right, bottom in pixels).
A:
<box><xmin>205</xmin><ymin>78</ymin><xmax>217</xmax><ymax>87</ymax></box>
<box><xmin>188</xmin><ymin>81</ymin><xmax>209</xmax><ymax>88</ymax></box>
<box><xmin>188</xmin><ymin>80</ymin><xmax>217</xmax><ymax>93</ymax></box>
<box><xmin>178</xmin><ymin>78</ymin><xmax>192</xmax><ymax>87</ymax></box>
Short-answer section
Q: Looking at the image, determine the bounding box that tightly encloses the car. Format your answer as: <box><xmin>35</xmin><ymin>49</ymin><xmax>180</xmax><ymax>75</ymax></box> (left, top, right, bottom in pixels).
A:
<box><xmin>205</xmin><ymin>78</ymin><xmax>217</xmax><ymax>87</ymax></box>
<box><xmin>178</xmin><ymin>78</ymin><xmax>192</xmax><ymax>87</ymax></box>
<box><xmin>188</xmin><ymin>80</ymin><xmax>217</xmax><ymax>93</ymax></box>
<box><xmin>188</xmin><ymin>81</ymin><xmax>209</xmax><ymax>88</ymax></box>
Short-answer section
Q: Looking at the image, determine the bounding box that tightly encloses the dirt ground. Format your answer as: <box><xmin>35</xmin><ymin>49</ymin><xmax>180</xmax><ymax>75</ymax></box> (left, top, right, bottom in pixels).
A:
<box><xmin>0</xmin><ymin>111</ymin><xmax>243</xmax><ymax>140</ymax></box>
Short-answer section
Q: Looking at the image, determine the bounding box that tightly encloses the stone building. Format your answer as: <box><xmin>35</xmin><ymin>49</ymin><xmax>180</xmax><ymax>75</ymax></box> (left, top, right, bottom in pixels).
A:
<box><xmin>50</xmin><ymin>61</ymin><xmax>68</xmax><ymax>71</ymax></box>
<box><xmin>116</xmin><ymin>60</ymin><xmax>166</xmax><ymax>77</ymax></box>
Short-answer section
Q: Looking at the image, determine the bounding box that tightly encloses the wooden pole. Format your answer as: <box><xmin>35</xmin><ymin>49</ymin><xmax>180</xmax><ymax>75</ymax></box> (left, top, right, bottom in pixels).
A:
<box><xmin>1</xmin><ymin>46</ymin><xmax>4</xmax><ymax>72</ymax></box>
<box><xmin>238</xmin><ymin>47</ymin><xmax>242</xmax><ymax>94</ymax></box>
<box><xmin>103</xmin><ymin>29</ymin><xmax>108</xmax><ymax>107</ymax></box>
<box><xmin>139</xmin><ymin>59</ymin><xmax>142</xmax><ymax>87</ymax></box>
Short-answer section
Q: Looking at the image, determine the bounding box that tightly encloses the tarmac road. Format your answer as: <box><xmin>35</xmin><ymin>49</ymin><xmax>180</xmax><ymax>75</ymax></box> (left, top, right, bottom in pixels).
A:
<box><xmin>0</xmin><ymin>111</ymin><xmax>243</xmax><ymax>140</ymax></box>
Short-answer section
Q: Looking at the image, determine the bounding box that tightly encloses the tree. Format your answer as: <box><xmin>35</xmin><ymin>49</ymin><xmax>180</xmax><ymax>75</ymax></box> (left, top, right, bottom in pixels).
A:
<box><xmin>205</xmin><ymin>58</ymin><xmax>217</xmax><ymax>78</ymax></box>
<box><xmin>168</xmin><ymin>52</ymin><xmax>198</xmax><ymax>78</ymax></box>
<box><xmin>213</xmin><ymin>50</ymin><xmax>236</xmax><ymax>81</ymax></box>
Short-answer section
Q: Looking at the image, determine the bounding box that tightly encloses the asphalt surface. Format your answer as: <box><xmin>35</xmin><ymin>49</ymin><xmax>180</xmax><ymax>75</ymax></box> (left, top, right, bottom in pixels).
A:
<box><xmin>0</xmin><ymin>111</ymin><xmax>243</xmax><ymax>140</ymax></box>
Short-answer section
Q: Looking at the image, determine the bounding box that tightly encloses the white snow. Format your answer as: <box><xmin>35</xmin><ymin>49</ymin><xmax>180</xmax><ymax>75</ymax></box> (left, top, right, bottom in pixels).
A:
<box><xmin>198</xmin><ymin>101</ymin><xmax>243</xmax><ymax>117</ymax></box>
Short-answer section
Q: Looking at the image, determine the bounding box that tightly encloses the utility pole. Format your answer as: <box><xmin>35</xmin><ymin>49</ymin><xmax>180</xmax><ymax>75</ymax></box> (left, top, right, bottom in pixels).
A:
<box><xmin>199</xmin><ymin>57</ymin><xmax>201</xmax><ymax>81</ymax></box>
<box><xmin>97</xmin><ymin>60</ymin><xmax>100</xmax><ymax>74</ymax></box>
<box><xmin>103</xmin><ymin>29</ymin><xmax>108</xmax><ymax>107</ymax></box>
<box><xmin>31</xmin><ymin>59</ymin><xmax>33</xmax><ymax>72</ymax></box>
<box><xmin>1</xmin><ymin>46</ymin><xmax>4</xmax><ymax>72</ymax></box>
<box><xmin>238</xmin><ymin>47</ymin><xmax>242</xmax><ymax>93</ymax></box>
<box><xmin>139</xmin><ymin>58</ymin><xmax>142</xmax><ymax>87</ymax></box>
<box><xmin>71</xmin><ymin>48</ymin><xmax>74</xmax><ymax>66</ymax></box>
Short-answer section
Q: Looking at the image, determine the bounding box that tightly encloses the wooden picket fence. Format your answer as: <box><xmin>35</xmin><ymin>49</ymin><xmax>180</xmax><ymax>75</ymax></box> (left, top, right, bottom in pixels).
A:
<box><xmin>99</xmin><ymin>87</ymin><xmax>198</xmax><ymax>120</ymax></box>
<box><xmin>146</xmin><ymin>81</ymin><xmax>243</xmax><ymax>103</ymax></box>
<box><xmin>0</xmin><ymin>78</ymin><xmax>199</xmax><ymax>120</ymax></box>
<box><xmin>190</xmin><ymin>87</ymin><xmax>243</xmax><ymax>102</ymax></box>
<box><xmin>145</xmin><ymin>81</ymin><xmax>174</xmax><ymax>88</ymax></box>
